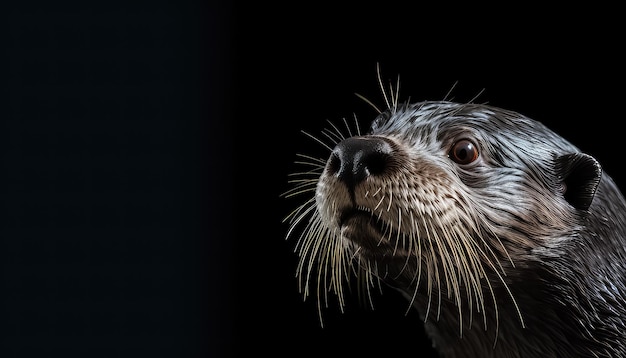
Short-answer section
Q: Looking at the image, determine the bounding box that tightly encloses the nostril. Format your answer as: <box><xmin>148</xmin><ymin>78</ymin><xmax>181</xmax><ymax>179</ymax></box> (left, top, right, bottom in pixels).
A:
<box><xmin>365</xmin><ymin>150</ymin><xmax>390</xmax><ymax>176</ymax></box>
<box><xmin>327</xmin><ymin>152</ymin><xmax>341</xmax><ymax>176</ymax></box>
<box><xmin>326</xmin><ymin>136</ymin><xmax>394</xmax><ymax>188</ymax></box>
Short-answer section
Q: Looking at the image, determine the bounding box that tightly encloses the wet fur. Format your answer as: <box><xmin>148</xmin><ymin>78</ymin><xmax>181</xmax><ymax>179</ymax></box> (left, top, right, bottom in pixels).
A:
<box><xmin>283</xmin><ymin>82</ymin><xmax>626</xmax><ymax>357</ymax></box>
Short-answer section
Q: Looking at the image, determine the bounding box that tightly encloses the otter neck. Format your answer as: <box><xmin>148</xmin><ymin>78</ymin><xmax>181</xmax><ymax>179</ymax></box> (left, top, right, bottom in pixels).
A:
<box><xmin>401</xmin><ymin>286</ymin><xmax>575</xmax><ymax>358</ymax></box>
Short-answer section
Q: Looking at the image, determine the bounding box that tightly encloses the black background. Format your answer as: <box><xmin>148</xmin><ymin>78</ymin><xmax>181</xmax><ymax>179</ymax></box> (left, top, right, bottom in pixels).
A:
<box><xmin>3</xmin><ymin>1</ymin><xmax>624</xmax><ymax>357</ymax></box>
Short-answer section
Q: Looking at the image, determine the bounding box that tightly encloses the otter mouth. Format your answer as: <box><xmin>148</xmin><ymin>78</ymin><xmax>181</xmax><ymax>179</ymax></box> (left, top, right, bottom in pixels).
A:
<box><xmin>338</xmin><ymin>207</ymin><xmax>397</xmax><ymax>251</ymax></box>
<box><xmin>338</xmin><ymin>207</ymin><xmax>377</xmax><ymax>227</ymax></box>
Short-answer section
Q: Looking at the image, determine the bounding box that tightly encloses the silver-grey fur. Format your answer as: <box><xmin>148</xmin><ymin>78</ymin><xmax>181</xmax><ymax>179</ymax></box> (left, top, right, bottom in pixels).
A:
<box><xmin>284</xmin><ymin>95</ymin><xmax>626</xmax><ymax>357</ymax></box>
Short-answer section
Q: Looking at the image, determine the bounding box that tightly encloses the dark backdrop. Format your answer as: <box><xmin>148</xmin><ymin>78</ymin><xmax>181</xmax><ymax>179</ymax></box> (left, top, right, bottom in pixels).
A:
<box><xmin>237</xmin><ymin>5</ymin><xmax>625</xmax><ymax>358</ymax></box>
<box><xmin>3</xmin><ymin>1</ymin><xmax>624</xmax><ymax>357</ymax></box>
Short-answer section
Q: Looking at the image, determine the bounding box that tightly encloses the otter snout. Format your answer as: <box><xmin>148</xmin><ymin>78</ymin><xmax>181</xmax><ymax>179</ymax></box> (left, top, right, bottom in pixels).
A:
<box><xmin>326</xmin><ymin>136</ymin><xmax>394</xmax><ymax>189</ymax></box>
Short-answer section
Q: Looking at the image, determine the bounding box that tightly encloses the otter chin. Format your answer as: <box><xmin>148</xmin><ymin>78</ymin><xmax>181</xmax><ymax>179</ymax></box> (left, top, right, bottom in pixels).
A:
<box><xmin>283</xmin><ymin>90</ymin><xmax>626</xmax><ymax>357</ymax></box>
<box><xmin>339</xmin><ymin>211</ymin><xmax>380</xmax><ymax>245</ymax></box>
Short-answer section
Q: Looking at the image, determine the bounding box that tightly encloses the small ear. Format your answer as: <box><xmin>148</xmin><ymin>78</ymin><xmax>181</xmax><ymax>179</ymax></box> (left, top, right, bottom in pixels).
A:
<box><xmin>555</xmin><ymin>153</ymin><xmax>602</xmax><ymax>211</ymax></box>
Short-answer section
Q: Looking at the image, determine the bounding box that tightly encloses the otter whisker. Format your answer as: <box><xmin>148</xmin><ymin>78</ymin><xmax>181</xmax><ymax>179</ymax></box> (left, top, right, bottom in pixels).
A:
<box><xmin>394</xmin><ymin>248</ymin><xmax>412</xmax><ymax>280</ymax></box>
<box><xmin>327</xmin><ymin>233</ymin><xmax>340</xmax><ymax>300</ymax></box>
<box><xmin>443</xmin><ymin>80</ymin><xmax>459</xmax><ymax>102</ymax></box>
<box><xmin>323</xmin><ymin>119</ymin><xmax>349</xmax><ymax>144</ymax></box>
<box><xmin>352</xmin><ymin>113</ymin><xmax>361</xmax><ymax>136</ymax></box>
<box><xmin>374</xmin><ymin>193</ymin><xmax>386</xmax><ymax>212</ymax></box>
<box><xmin>431</xmin><ymin>217</ymin><xmax>458</xmax><ymax>321</ymax></box>
<box><xmin>350</xmin><ymin>245</ymin><xmax>363</xmax><ymax>261</ymax></box>
<box><xmin>331</xmin><ymin>232</ymin><xmax>349</xmax><ymax>311</ymax></box>
<box><xmin>354</xmin><ymin>258</ymin><xmax>369</xmax><ymax>309</ymax></box>
<box><xmin>315</xmin><ymin>234</ymin><xmax>334</xmax><ymax>318</ymax></box>
<box><xmin>319</xmin><ymin>235</ymin><xmax>334</xmax><ymax>306</ymax></box>
<box><xmin>293</xmin><ymin>156</ymin><xmax>327</xmax><ymax>167</ymax></box>
<box><xmin>391</xmin><ymin>207</ymin><xmax>403</xmax><ymax>257</ymax></box>
<box><xmin>392</xmin><ymin>74</ymin><xmax>400</xmax><ymax>112</ymax></box>
<box><xmin>450</xmin><ymin>222</ymin><xmax>488</xmax><ymax>332</ymax></box>
<box><xmin>481</xmin><ymin>264</ymin><xmax>501</xmax><ymax>348</ymax></box>
<box><xmin>284</xmin><ymin>198</ymin><xmax>317</xmax><ymax>237</ymax></box>
<box><xmin>457</xmin><ymin>196</ymin><xmax>514</xmax><ymax>272</ymax></box>
<box><xmin>280</xmin><ymin>169</ymin><xmax>323</xmax><ymax>199</ymax></box>
<box><xmin>286</xmin><ymin>172</ymin><xmax>322</xmax><ymax>180</ymax></box>
<box><xmin>483</xmin><ymin>220</ymin><xmax>515</xmax><ymax>269</ymax></box>
<box><xmin>281</xmin><ymin>184</ymin><xmax>317</xmax><ymax>200</ymax></box>
<box><xmin>355</xmin><ymin>92</ymin><xmax>382</xmax><ymax>114</ymax></box>
<box><xmin>329</xmin><ymin>118</ymin><xmax>348</xmax><ymax>141</ymax></box>
<box><xmin>283</xmin><ymin>170</ymin><xmax>319</xmax><ymax>186</ymax></box>
<box><xmin>377</xmin><ymin>222</ymin><xmax>390</xmax><ymax>248</ymax></box>
<box><xmin>357</xmin><ymin>257</ymin><xmax>375</xmax><ymax>309</ymax></box>
<box><xmin>297</xmin><ymin>215</ymin><xmax>326</xmax><ymax>270</ymax></box>
<box><xmin>284</xmin><ymin>177</ymin><xmax>318</xmax><ymax>189</ymax></box>
<box><xmin>422</xmin><ymin>216</ymin><xmax>443</xmax><ymax>323</ymax></box>
<box><xmin>405</xmin><ymin>214</ymin><xmax>427</xmax><ymax>315</ymax></box>
<box><xmin>341</xmin><ymin>116</ymin><xmax>355</xmax><ymax>139</ymax></box>
<box><xmin>396</xmin><ymin>212</ymin><xmax>422</xmax><ymax>288</ymax></box>
<box><xmin>375</xmin><ymin>63</ymin><xmax>392</xmax><ymax>112</ymax></box>
<box><xmin>475</xmin><ymin>223</ymin><xmax>511</xmax><ymax>275</ymax></box>
<box><xmin>373</xmin><ymin>260</ymin><xmax>384</xmax><ymax>296</ymax></box>
<box><xmin>476</xmin><ymin>242</ymin><xmax>526</xmax><ymax>330</ymax></box>
<box><xmin>301</xmin><ymin>130</ymin><xmax>334</xmax><ymax>152</ymax></box>
<box><xmin>468</xmin><ymin>87</ymin><xmax>486</xmax><ymax>104</ymax></box>
<box><xmin>357</xmin><ymin>260</ymin><xmax>374</xmax><ymax>309</ymax></box>
<box><xmin>436</xmin><ymin>218</ymin><xmax>463</xmax><ymax>297</ymax></box>
<box><xmin>453</xmin><ymin>225</ymin><xmax>488</xmax><ymax>329</ymax></box>
<box><xmin>295</xmin><ymin>216</ymin><xmax>325</xmax><ymax>293</ymax></box>
<box><xmin>321</xmin><ymin>128</ymin><xmax>343</xmax><ymax>146</ymax></box>
<box><xmin>288</xmin><ymin>166</ymin><xmax>324</xmax><ymax>178</ymax></box>
<box><xmin>294</xmin><ymin>153</ymin><xmax>328</xmax><ymax>166</ymax></box>
<box><xmin>434</xmin><ymin>217</ymin><xmax>466</xmax><ymax>336</ymax></box>
<box><xmin>365</xmin><ymin>261</ymin><xmax>378</xmax><ymax>309</ymax></box>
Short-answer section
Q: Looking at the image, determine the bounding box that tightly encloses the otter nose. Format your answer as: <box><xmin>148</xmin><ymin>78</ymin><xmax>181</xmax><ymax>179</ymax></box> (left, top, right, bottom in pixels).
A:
<box><xmin>326</xmin><ymin>136</ymin><xmax>393</xmax><ymax>188</ymax></box>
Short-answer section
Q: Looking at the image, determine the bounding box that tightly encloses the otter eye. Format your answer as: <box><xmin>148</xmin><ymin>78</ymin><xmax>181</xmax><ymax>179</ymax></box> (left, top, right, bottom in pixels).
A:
<box><xmin>449</xmin><ymin>139</ymin><xmax>479</xmax><ymax>165</ymax></box>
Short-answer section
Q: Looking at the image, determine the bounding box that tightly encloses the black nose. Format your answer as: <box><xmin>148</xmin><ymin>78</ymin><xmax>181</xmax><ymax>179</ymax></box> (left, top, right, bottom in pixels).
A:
<box><xmin>326</xmin><ymin>136</ymin><xmax>394</xmax><ymax>189</ymax></box>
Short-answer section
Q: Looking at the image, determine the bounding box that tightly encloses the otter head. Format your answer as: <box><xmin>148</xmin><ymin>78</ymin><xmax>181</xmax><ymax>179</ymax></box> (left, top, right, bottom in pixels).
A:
<box><xmin>284</xmin><ymin>100</ymin><xmax>603</xmax><ymax>342</ymax></box>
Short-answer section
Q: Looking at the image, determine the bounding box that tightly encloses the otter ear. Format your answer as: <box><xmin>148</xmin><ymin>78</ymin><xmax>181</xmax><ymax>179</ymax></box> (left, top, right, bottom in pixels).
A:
<box><xmin>555</xmin><ymin>153</ymin><xmax>602</xmax><ymax>211</ymax></box>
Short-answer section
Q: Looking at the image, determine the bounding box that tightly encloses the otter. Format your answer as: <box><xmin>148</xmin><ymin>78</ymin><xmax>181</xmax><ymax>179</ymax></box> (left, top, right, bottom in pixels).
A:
<box><xmin>282</xmin><ymin>81</ymin><xmax>626</xmax><ymax>357</ymax></box>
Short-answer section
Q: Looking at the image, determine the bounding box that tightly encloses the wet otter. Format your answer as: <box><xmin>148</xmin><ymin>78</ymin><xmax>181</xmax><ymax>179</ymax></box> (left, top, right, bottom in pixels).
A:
<box><xmin>283</xmin><ymin>83</ymin><xmax>626</xmax><ymax>357</ymax></box>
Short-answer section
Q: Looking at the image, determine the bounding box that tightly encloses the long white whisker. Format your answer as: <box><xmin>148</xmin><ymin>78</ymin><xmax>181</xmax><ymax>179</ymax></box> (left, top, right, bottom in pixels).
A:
<box><xmin>376</xmin><ymin>63</ymin><xmax>392</xmax><ymax>111</ymax></box>
<box><xmin>443</xmin><ymin>80</ymin><xmax>458</xmax><ymax>101</ymax></box>
<box><xmin>353</xmin><ymin>113</ymin><xmax>362</xmax><ymax>136</ymax></box>
<box><xmin>301</xmin><ymin>130</ymin><xmax>334</xmax><ymax>152</ymax></box>
<box><xmin>326</xmin><ymin>119</ymin><xmax>348</xmax><ymax>142</ymax></box>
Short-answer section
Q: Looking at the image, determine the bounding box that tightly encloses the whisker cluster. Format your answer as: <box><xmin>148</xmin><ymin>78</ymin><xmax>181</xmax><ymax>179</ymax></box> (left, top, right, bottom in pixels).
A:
<box><xmin>281</xmin><ymin>114</ymin><xmax>364</xmax><ymax>324</ymax></box>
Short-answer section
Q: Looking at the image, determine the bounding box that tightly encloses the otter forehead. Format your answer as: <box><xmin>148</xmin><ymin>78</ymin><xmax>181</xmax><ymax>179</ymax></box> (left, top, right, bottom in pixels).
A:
<box><xmin>369</xmin><ymin>101</ymin><xmax>580</xmax><ymax>167</ymax></box>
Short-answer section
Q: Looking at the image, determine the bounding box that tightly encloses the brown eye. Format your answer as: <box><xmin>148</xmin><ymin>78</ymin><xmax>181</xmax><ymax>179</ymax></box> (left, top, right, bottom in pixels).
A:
<box><xmin>449</xmin><ymin>139</ymin><xmax>479</xmax><ymax>165</ymax></box>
